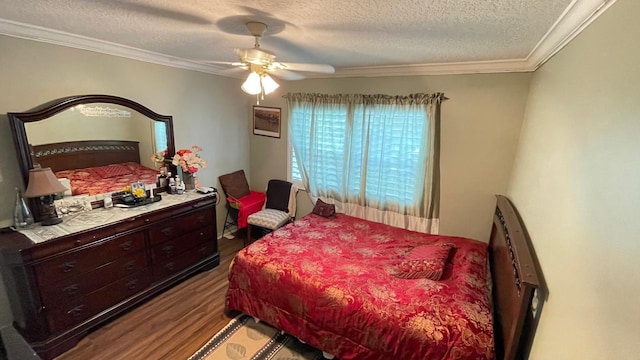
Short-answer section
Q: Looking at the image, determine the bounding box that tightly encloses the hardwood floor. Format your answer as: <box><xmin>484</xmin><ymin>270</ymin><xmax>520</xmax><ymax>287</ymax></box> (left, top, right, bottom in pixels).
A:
<box><xmin>55</xmin><ymin>235</ymin><xmax>245</xmax><ymax>360</ymax></box>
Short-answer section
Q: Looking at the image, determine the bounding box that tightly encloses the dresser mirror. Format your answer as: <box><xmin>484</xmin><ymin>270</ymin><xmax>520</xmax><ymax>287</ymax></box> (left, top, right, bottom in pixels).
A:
<box><xmin>9</xmin><ymin>94</ymin><xmax>175</xmax><ymax>192</ymax></box>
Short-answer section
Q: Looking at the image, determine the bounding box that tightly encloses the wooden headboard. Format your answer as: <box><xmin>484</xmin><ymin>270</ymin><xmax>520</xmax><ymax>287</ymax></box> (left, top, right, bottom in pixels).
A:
<box><xmin>31</xmin><ymin>140</ymin><xmax>141</xmax><ymax>172</ymax></box>
<box><xmin>490</xmin><ymin>195</ymin><xmax>541</xmax><ymax>360</ymax></box>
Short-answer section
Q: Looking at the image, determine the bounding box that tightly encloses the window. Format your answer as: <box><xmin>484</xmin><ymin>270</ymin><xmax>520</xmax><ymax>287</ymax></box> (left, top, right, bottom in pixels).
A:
<box><xmin>153</xmin><ymin>122</ymin><xmax>168</xmax><ymax>153</ymax></box>
<box><xmin>288</xmin><ymin>101</ymin><xmax>428</xmax><ymax>207</ymax></box>
<box><xmin>289</xmin><ymin>145</ymin><xmax>302</xmax><ymax>184</ymax></box>
<box><xmin>286</xmin><ymin>92</ymin><xmax>443</xmax><ymax>233</ymax></box>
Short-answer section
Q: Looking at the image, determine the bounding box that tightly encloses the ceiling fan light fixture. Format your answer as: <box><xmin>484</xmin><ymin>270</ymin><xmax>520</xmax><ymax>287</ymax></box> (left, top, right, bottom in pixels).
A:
<box><xmin>261</xmin><ymin>74</ymin><xmax>279</xmax><ymax>95</ymax></box>
<box><xmin>241</xmin><ymin>71</ymin><xmax>262</xmax><ymax>95</ymax></box>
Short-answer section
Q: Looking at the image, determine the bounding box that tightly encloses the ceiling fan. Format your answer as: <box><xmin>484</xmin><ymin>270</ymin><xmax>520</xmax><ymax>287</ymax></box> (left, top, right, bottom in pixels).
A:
<box><xmin>208</xmin><ymin>22</ymin><xmax>334</xmax><ymax>99</ymax></box>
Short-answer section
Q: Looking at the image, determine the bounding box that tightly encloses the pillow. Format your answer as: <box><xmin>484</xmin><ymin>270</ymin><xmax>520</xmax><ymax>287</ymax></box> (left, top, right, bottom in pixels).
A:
<box><xmin>122</xmin><ymin>162</ymin><xmax>146</xmax><ymax>172</ymax></box>
<box><xmin>92</xmin><ymin>164</ymin><xmax>133</xmax><ymax>179</ymax></box>
<box><xmin>219</xmin><ymin>170</ymin><xmax>251</xmax><ymax>199</ymax></box>
<box><xmin>393</xmin><ymin>243</ymin><xmax>453</xmax><ymax>280</ymax></box>
<box><xmin>312</xmin><ymin>199</ymin><xmax>336</xmax><ymax>218</ymax></box>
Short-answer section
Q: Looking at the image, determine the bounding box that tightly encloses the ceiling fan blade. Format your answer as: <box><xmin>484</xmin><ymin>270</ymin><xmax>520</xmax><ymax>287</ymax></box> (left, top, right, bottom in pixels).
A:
<box><xmin>278</xmin><ymin>62</ymin><xmax>335</xmax><ymax>74</ymax></box>
<box><xmin>200</xmin><ymin>60</ymin><xmax>246</xmax><ymax>67</ymax></box>
<box><xmin>270</xmin><ymin>69</ymin><xmax>306</xmax><ymax>81</ymax></box>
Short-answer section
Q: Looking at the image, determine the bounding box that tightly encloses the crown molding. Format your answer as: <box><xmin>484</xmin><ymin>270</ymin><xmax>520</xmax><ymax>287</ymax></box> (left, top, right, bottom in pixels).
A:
<box><xmin>331</xmin><ymin>59</ymin><xmax>532</xmax><ymax>78</ymax></box>
<box><xmin>0</xmin><ymin>0</ymin><xmax>616</xmax><ymax>78</ymax></box>
<box><xmin>0</xmin><ymin>19</ymin><xmax>227</xmax><ymax>76</ymax></box>
<box><xmin>525</xmin><ymin>0</ymin><xmax>617</xmax><ymax>70</ymax></box>
<box><xmin>330</xmin><ymin>0</ymin><xmax>617</xmax><ymax>78</ymax></box>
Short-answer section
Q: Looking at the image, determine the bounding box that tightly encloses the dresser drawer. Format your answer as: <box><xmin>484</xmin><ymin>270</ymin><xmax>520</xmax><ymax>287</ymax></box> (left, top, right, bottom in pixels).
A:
<box><xmin>34</xmin><ymin>232</ymin><xmax>145</xmax><ymax>285</ymax></box>
<box><xmin>148</xmin><ymin>208</ymin><xmax>213</xmax><ymax>246</ymax></box>
<box><xmin>46</xmin><ymin>269</ymin><xmax>152</xmax><ymax>334</ymax></box>
<box><xmin>30</xmin><ymin>226</ymin><xmax>117</xmax><ymax>260</ymax></box>
<box><xmin>150</xmin><ymin>225</ymin><xmax>214</xmax><ymax>263</ymax></box>
<box><xmin>181</xmin><ymin>207</ymin><xmax>214</xmax><ymax>231</ymax></box>
<box><xmin>148</xmin><ymin>221</ymin><xmax>181</xmax><ymax>247</ymax></box>
<box><xmin>39</xmin><ymin>251</ymin><xmax>148</xmax><ymax>308</ymax></box>
<box><xmin>152</xmin><ymin>242</ymin><xmax>215</xmax><ymax>281</ymax></box>
<box><xmin>171</xmin><ymin>197</ymin><xmax>215</xmax><ymax>216</ymax></box>
<box><xmin>115</xmin><ymin>210</ymin><xmax>171</xmax><ymax>233</ymax></box>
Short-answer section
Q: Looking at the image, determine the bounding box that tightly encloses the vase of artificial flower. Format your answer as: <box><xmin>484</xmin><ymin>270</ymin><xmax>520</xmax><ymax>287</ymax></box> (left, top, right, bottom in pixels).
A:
<box><xmin>182</xmin><ymin>172</ymin><xmax>195</xmax><ymax>190</ymax></box>
<box><xmin>171</xmin><ymin>146</ymin><xmax>206</xmax><ymax>191</ymax></box>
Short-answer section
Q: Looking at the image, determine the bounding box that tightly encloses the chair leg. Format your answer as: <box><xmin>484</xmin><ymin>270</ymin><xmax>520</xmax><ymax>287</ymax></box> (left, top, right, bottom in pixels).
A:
<box><xmin>222</xmin><ymin>210</ymin><xmax>230</xmax><ymax>238</ymax></box>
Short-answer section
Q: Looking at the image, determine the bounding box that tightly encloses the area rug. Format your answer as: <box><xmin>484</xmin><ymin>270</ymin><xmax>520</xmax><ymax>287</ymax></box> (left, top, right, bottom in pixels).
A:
<box><xmin>189</xmin><ymin>314</ymin><xmax>326</xmax><ymax>360</ymax></box>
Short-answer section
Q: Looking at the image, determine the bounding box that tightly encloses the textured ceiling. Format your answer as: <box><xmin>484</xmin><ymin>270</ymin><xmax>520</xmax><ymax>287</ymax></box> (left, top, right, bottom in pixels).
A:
<box><xmin>0</xmin><ymin>0</ymin><xmax>615</xmax><ymax>78</ymax></box>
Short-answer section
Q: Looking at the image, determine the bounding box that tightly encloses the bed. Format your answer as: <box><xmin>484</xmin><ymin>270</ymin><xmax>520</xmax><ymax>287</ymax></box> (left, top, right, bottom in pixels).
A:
<box><xmin>31</xmin><ymin>140</ymin><xmax>159</xmax><ymax>195</ymax></box>
<box><xmin>226</xmin><ymin>195</ymin><xmax>540</xmax><ymax>360</ymax></box>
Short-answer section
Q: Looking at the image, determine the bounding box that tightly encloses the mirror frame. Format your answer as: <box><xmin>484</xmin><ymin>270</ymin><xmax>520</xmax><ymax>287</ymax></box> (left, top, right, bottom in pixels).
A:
<box><xmin>8</xmin><ymin>94</ymin><xmax>175</xmax><ymax>188</ymax></box>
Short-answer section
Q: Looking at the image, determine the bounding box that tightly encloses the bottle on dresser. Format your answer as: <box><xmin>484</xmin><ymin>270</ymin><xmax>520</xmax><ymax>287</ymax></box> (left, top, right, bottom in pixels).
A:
<box><xmin>157</xmin><ymin>167</ymin><xmax>168</xmax><ymax>189</ymax></box>
<box><xmin>168</xmin><ymin>176</ymin><xmax>177</xmax><ymax>194</ymax></box>
<box><xmin>166</xmin><ymin>172</ymin><xmax>173</xmax><ymax>193</ymax></box>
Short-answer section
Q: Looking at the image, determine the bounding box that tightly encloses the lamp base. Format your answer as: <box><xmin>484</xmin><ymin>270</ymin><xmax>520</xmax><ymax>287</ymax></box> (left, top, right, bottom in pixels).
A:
<box><xmin>40</xmin><ymin>216</ymin><xmax>62</xmax><ymax>226</ymax></box>
<box><xmin>37</xmin><ymin>195</ymin><xmax>63</xmax><ymax>226</ymax></box>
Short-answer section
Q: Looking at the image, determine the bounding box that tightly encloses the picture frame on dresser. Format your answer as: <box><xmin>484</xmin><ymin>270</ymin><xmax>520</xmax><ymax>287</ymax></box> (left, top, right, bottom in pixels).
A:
<box><xmin>2</xmin><ymin>94</ymin><xmax>220</xmax><ymax>360</ymax></box>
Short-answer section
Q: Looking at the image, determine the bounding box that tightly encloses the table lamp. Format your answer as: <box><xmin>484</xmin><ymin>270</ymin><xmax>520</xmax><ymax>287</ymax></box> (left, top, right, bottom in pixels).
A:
<box><xmin>24</xmin><ymin>167</ymin><xmax>68</xmax><ymax>226</ymax></box>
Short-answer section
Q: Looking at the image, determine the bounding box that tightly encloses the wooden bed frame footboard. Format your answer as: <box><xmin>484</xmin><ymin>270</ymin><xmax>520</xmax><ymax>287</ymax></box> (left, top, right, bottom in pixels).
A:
<box><xmin>31</xmin><ymin>140</ymin><xmax>141</xmax><ymax>172</ymax></box>
<box><xmin>490</xmin><ymin>195</ymin><xmax>541</xmax><ymax>360</ymax></box>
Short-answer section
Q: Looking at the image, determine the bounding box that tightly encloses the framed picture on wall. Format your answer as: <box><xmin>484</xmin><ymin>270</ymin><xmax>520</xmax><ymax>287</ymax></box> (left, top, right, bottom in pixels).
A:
<box><xmin>253</xmin><ymin>106</ymin><xmax>281</xmax><ymax>138</ymax></box>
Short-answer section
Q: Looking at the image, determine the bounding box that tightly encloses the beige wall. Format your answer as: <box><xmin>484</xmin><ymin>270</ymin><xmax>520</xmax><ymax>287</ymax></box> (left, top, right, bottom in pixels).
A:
<box><xmin>508</xmin><ymin>0</ymin><xmax>639</xmax><ymax>358</ymax></box>
<box><xmin>0</xmin><ymin>35</ymin><xmax>251</xmax><ymax>325</ymax></box>
<box><xmin>6</xmin><ymin>2</ymin><xmax>637</xmax><ymax>355</ymax></box>
<box><xmin>250</xmin><ymin>73</ymin><xmax>532</xmax><ymax>242</ymax></box>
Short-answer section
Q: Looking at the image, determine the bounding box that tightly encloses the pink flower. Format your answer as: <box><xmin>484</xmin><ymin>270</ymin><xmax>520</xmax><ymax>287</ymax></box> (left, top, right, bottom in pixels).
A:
<box><xmin>171</xmin><ymin>145</ymin><xmax>206</xmax><ymax>174</ymax></box>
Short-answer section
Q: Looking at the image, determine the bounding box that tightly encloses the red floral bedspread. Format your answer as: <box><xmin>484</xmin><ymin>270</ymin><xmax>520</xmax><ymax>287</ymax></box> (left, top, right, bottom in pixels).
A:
<box><xmin>55</xmin><ymin>162</ymin><xmax>159</xmax><ymax>196</ymax></box>
<box><xmin>226</xmin><ymin>213</ymin><xmax>494</xmax><ymax>360</ymax></box>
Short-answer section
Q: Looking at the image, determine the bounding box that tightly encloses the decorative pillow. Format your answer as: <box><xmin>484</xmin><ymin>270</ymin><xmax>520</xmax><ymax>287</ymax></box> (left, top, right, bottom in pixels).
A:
<box><xmin>92</xmin><ymin>164</ymin><xmax>133</xmax><ymax>179</ymax></box>
<box><xmin>312</xmin><ymin>199</ymin><xmax>336</xmax><ymax>218</ymax></box>
<box><xmin>393</xmin><ymin>243</ymin><xmax>453</xmax><ymax>280</ymax></box>
<box><xmin>219</xmin><ymin>170</ymin><xmax>251</xmax><ymax>200</ymax></box>
<box><xmin>122</xmin><ymin>162</ymin><xmax>146</xmax><ymax>172</ymax></box>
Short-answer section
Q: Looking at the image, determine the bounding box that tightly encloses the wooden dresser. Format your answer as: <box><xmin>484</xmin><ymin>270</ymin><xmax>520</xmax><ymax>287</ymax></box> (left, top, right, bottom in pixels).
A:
<box><xmin>0</xmin><ymin>192</ymin><xmax>219</xmax><ymax>359</ymax></box>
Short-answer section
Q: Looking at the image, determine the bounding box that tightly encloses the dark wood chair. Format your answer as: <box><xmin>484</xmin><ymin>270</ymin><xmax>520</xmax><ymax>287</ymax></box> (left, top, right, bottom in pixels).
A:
<box><xmin>218</xmin><ymin>170</ymin><xmax>265</xmax><ymax>239</ymax></box>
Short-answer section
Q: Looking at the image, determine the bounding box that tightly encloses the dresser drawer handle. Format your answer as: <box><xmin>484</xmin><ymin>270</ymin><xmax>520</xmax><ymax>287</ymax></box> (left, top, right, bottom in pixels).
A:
<box><xmin>161</xmin><ymin>228</ymin><xmax>173</xmax><ymax>236</ymax></box>
<box><xmin>67</xmin><ymin>305</ymin><xmax>85</xmax><ymax>318</ymax></box>
<box><xmin>196</xmin><ymin>215</ymin><xmax>206</xmax><ymax>224</ymax></box>
<box><xmin>119</xmin><ymin>240</ymin><xmax>133</xmax><ymax>251</ymax></box>
<box><xmin>59</xmin><ymin>261</ymin><xmax>77</xmax><ymax>273</ymax></box>
<box><xmin>126</xmin><ymin>279</ymin><xmax>139</xmax><ymax>290</ymax></box>
<box><xmin>192</xmin><ymin>201</ymin><xmax>207</xmax><ymax>208</ymax></box>
<box><xmin>164</xmin><ymin>262</ymin><xmax>175</xmax><ymax>271</ymax></box>
<box><xmin>162</xmin><ymin>245</ymin><xmax>174</xmax><ymax>256</ymax></box>
<box><xmin>125</xmin><ymin>261</ymin><xmax>135</xmax><ymax>271</ymax></box>
<box><xmin>144</xmin><ymin>218</ymin><xmax>151</xmax><ymax>222</ymax></box>
<box><xmin>63</xmin><ymin>284</ymin><xmax>79</xmax><ymax>295</ymax></box>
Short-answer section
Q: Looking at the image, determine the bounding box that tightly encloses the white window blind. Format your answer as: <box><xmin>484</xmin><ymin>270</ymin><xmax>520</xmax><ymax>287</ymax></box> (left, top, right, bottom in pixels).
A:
<box><xmin>289</xmin><ymin>103</ymin><xmax>427</xmax><ymax>207</ymax></box>
<box><xmin>153</xmin><ymin>122</ymin><xmax>167</xmax><ymax>152</ymax></box>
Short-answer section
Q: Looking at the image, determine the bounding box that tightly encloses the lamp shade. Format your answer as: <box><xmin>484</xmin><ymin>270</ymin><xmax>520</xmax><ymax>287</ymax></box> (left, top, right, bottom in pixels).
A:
<box><xmin>261</xmin><ymin>74</ymin><xmax>280</xmax><ymax>95</ymax></box>
<box><xmin>24</xmin><ymin>167</ymin><xmax>68</xmax><ymax>198</ymax></box>
<box><xmin>241</xmin><ymin>72</ymin><xmax>262</xmax><ymax>95</ymax></box>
